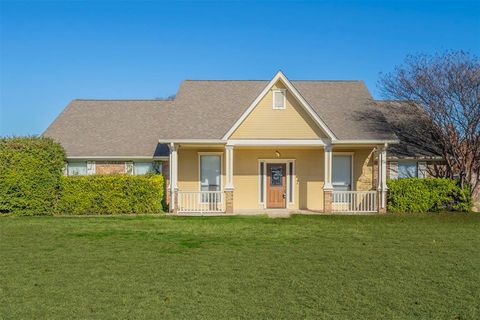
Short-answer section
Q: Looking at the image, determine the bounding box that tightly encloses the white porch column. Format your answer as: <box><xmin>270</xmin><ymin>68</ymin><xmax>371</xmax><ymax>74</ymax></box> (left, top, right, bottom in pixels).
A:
<box><xmin>377</xmin><ymin>144</ymin><xmax>388</xmax><ymax>212</ymax></box>
<box><xmin>323</xmin><ymin>145</ymin><xmax>333</xmax><ymax>190</ymax></box>
<box><xmin>169</xmin><ymin>143</ymin><xmax>178</xmax><ymax>212</ymax></box>
<box><xmin>225</xmin><ymin>145</ymin><xmax>234</xmax><ymax>190</ymax></box>
<box><xmin>224</xmin><ymin>145</ymin><xmax>234</xmax><ymax>213</ymax></box>
<box><xmin>323</xmin><ymin>144</ymin><xmax>333</xmax><ymax>212</ymax></box>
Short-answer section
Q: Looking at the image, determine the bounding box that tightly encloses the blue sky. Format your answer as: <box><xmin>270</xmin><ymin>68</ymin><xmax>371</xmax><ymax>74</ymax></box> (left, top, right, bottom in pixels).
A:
<box><xmin>1</xmin><ymin>0</ymin><xmax>479</xmax><ymax>136</ymax></box>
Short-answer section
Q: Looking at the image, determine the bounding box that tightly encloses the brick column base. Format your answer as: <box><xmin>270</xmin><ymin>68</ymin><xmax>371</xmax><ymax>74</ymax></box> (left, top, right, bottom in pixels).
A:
<box><xmin>378</xmin><ymin>190</ymin><xmax>387</xmax><ymax>214</ymax></box>
<box><xmin>324</xmin><ymin>189</ymin><xmax>333</xmax><ymax>213</ymax></box>
<box><xmin>225</xmin><ymin>190</ymin><xmax>234</xmax><ymax>214</ymax></box>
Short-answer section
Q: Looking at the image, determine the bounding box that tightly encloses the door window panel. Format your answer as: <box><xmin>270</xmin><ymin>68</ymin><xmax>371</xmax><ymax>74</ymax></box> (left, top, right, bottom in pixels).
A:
<box><xmin>270</xmin><ymin>166</ymin><xmax>283</xmax><ymax>186</ymax></box>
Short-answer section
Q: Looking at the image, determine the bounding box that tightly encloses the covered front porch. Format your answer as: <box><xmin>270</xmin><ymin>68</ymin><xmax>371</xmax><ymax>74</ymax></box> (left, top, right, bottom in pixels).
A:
<box><xmin>166</xmin><ymin>140</ymin><xmax>389</xmax><ymax>214</ymax></box>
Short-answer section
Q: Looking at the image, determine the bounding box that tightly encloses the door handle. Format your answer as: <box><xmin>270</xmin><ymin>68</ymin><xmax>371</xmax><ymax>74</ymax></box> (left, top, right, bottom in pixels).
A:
<box><xmin>282</xmin><ymin>193</ymin><xmax>286</xmax><ymax>199</ymax></box>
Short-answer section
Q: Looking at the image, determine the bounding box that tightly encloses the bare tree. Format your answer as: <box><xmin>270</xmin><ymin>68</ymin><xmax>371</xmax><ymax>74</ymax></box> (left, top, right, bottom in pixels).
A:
<box><xmin>379</xmin><ymin>51</ymin><xmax>480</xmax><ymax>198</ymax></box>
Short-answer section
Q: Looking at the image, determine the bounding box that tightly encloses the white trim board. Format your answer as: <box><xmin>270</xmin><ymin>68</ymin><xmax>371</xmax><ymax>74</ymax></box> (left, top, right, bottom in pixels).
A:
<box><xmin>332</xmin><ymin>140</ymin><xmax>399</xmax><ymax>145</ymax></box>
<box><xmin>159</xmin><ymin>139</ymin><xmax>226</xmax><ymax>144</ymax></box>
<box><xmin>227</xmin><ymin>139</ymin><xmax>328</xmax><ymax>146</ymax></box>
<box><xmin>222</xmin><ymin>71</ymin><xmax>337</xmax><ymax>141</ymax></box>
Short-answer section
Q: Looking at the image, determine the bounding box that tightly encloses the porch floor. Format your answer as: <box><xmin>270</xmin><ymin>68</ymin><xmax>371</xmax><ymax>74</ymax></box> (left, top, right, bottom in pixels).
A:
<box><xmin>169</xmin><ymin>209</ymin><xmax>379</xmax><ymax>217</ymax></box>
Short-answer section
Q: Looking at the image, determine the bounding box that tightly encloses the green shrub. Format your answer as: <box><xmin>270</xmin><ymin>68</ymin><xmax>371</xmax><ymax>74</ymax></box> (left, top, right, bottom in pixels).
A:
<box><xmin>57</xmin><ymin>175</ymin><xmax>164</xmax><ymax>215</ymax></box>
<box><xmin>0</xmin><ymin>136</ymin><xmax>65</xmax><ymax>215</ymax></box>
<box><xmin>387</xmin><ymin>178</ymin><xmax>472</xmax><ymax>213</ymax></box>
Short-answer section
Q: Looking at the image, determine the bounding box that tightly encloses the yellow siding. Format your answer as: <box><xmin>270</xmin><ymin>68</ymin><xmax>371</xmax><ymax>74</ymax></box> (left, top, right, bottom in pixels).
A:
<box><xmin>230</xmin><ymin>80</ymin><xmax>327</xmax><ymax>139</ymax></box>
<box><xmin>177</xmin><ymin>148</ymin><xmax>225</xmax><ymax>192</ymax></box>
<box><xmin>176</xmin><ymin>145</ymin><xmax>376</xmax><ymax>212</ymax></box>
<box><xmin>232</xmin><ymin>148</ymin><xmax>324</xmax><ymax>211</ymax></box>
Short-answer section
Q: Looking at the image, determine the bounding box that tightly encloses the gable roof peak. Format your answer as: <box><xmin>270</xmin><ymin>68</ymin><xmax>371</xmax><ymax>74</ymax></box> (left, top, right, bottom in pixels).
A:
<box><xmin>221</xmin><ymin>70</ymin><xmax>338</xmax><ymax>140</ymax></box>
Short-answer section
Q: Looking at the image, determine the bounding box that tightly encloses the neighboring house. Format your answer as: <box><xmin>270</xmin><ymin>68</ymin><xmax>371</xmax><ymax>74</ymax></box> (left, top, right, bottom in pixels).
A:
<box><xmin>376</xmin><ymin>100</ymin><xmax>445</xmax><ymax>180</ymax></box>
<box><xmin>45</xmin><ymin>71</ymin><xmax>410</xmax><ymax>214</ymax></box>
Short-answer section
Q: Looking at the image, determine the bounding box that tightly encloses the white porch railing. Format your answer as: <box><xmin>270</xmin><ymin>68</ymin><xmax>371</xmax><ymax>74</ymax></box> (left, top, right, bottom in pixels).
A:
<box><xmin>332</xmin><ymin>191</ymin><xmax>377</xmax><ymax>213</ymax></box>
<box><xmin>177</xmin><ymin>191</ymin><xmax>225</xmax><ymax>213</ymax></box>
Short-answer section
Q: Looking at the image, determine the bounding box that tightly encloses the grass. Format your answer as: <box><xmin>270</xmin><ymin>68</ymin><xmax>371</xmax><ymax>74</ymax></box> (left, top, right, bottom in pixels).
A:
<box><xmin>1</xmin><ymin>214</ymin><xmax>479</xmax><ymax>319</ymax></box>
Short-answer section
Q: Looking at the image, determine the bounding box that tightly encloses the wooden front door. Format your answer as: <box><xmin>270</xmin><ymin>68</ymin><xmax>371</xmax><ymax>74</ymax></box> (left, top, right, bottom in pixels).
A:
<box><xmin>266</xmin><ymin>163</ymin><xmax>286</xmax><ymax>208</ymax></box>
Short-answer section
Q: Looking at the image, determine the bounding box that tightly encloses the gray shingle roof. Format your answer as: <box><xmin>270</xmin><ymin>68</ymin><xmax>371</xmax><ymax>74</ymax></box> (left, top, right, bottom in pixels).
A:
<box><xmin>44</xmin><ymin>79</ymin><xmax>399</xmax><ymax>158</ymax></box>
<box><xmin>376</xmin><ymin>100</ymin><xmax>442</xmax><ymax>159</ymax></box>
<box><xmin>44</xmin><ymin>100</ymin><xmax>174</xmax><ymax>157</ymax></box>
<box><xmin>168</xmin><ymin>80</ymin><xmax>397</xmax><ymax>140</ymax></box>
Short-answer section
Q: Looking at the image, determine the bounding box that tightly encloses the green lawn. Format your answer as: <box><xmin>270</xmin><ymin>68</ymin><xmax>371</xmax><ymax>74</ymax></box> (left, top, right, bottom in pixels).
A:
<box><xmin>1</xmin><ymin>214</ymin><xmax>479</xmax><ymax>319</ymax></box>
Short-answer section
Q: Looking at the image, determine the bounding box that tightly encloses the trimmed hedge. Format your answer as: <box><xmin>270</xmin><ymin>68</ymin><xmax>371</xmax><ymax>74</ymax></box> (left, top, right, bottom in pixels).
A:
<box><xmin>57</xmin><ymin>175</ymin><xmax>164</xmax><ymax>215</ymax></box>
<box><xmin>387</xmin><ymin>178</ymin><xmax>471</xmax><ymax>213</ymax></box>
<box><xmin>0</xmin><ymin>137</ymin><xmax>65</xmax><ymax>215</ymax></box>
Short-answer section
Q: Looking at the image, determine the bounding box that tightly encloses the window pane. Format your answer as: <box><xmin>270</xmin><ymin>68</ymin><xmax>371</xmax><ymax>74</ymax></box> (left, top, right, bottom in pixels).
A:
<box><xmin>270</xmin><ymin>166</ymin><xmax>283</xmax><ymax>186</ymax></box>
<box><xmin>273</xmin><ymin>91</ymin><xmax>285</xmax><ymax>108</ymax></box>
<box><xmin>134</xmin><ymin>162</ymin><xmax>154</xmax><ymax>175</ymax></box>
<box><xmin>332</xmin><ymin>155</ymin><xmax>352</xmax><ymax>191</ymax></box>
<box><xmin>67</xmin><ymin>162</ymin><xmax>87</xmax><ymax>176</ymax></box>
<box><xmin>398</xmin><ymin>162</ymin><xmax>418</xmax><ymax>178</ymax></box>
<box><xmin>200</xmin><ymin>155</ymin><xmax>221</xmax><ymax>191</ymax></box>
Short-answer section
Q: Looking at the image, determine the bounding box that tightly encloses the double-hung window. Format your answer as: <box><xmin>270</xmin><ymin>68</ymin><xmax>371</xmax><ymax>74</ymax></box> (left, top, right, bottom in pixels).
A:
<box><xmin>200</xmin><ymin>154</ymin><xmax>221</xmax><ymax>201</ymax></box>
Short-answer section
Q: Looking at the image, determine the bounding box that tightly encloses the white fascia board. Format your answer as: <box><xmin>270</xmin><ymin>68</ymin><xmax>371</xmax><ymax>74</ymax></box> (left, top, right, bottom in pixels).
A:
<box><xmin>221</xmin><ymin>70</ymin><xmax>337</xmax><ymax>141</ymax></box>
<box><xmin>332</xmin><ymin>139</ymin><xmax>400</xmax><ymax>145</ymax></box>
<box><xmin>387</xmin><ymin>156</ymin><xmax>444</xmax><ymax>161</ymax></box>
<box><xmin>227</xmin><ymin>139</ymin><xmax>327</xmax><ymax>146</ymax></box>
<box><xmin>158</xmin><ymin>139</ymin><xmax>226</xmax><ymax>144</ymax></box>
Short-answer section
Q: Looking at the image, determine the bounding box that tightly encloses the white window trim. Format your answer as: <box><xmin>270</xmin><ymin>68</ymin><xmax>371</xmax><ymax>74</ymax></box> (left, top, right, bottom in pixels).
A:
<box><xmin>198</xmin><ymin>151</ymin><xmax>224</xmax><ymax>192</ymax></box>
<box><xmin>418</xmin><ymin>161</ymin><xmax>427</xmax><ymax>178</ymax></box>
<box><xmin>86</xmin><ymin>161</ymin><xmax>96</xmax><ymax>175</ymax></box>
<box><xmin>332</xmin><ymin>152</ymin><xmax>354</xmax><ymax>191</ymax></box>
<box><xmin>272</xmin><ymin>89</ymin><xmax>287</xmax><ymax>110</ymax></box>
<box><xmin>258</xmin><ymin>159</ymin><xmax>296</xmax><ymax>208</ymax></box>
<box><xmin>125</xmin><ymin>161</ymin><xmax>134</xmax><ymax>175</ymax></box>
<box><xmin>389</xmin><ymin>161</ymin><xmax>399</xmax><ymax>180</ymax></box>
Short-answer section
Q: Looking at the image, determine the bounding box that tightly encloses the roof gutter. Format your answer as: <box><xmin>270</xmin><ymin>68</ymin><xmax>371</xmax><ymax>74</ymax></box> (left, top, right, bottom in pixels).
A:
<box><xmin>331</xmin><ymin>139</ymin><xmax>400</xmax><ymax>145</ymax></box>
<box><xmin>158</xmin><ymin>139</ymin><xmax>227</xmax><ymax>144</ymax></box>
<box><xmin>66</xmin><ymin>156</ymin><xmax>169</xmax><ymax>160</ymax></box>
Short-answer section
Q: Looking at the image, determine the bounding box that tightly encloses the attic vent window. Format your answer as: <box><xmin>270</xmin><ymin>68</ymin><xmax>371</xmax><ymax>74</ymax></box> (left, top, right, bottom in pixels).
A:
<box><xmin>272</xmin><ymin>89</ymin><xmax>286</xmax><ymax>109</ymax></box>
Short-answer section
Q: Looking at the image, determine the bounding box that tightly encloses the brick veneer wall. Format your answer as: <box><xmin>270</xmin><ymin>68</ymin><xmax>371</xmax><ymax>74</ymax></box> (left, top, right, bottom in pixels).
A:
<box><xmin>95</xmin><ymin>161</ymin><xmax>126</xmax><ymax>174</ymax></box>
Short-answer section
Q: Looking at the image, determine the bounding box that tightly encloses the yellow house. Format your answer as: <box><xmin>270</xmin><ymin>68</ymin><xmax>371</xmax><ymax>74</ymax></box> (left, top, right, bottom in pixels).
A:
<box><xmin>44</xmin><ymin>71</ymin><xmax>400</xmax><ymax>214</ymax></box>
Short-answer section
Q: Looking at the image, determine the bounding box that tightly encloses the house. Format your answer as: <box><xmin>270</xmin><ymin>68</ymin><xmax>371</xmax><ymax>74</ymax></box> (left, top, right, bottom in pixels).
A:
<box><xmin>44</xmin><ymin>71</ymin><xmax>417</xmax><ymax>214</ymax></box>
<box><xmin>376</xmin><ymin>100</ymin><xmax>445</xmax><ymax>180</ymax></box>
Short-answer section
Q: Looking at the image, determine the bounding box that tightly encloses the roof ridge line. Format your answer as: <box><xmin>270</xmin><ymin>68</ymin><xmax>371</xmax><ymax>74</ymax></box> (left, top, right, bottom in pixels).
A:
<box><xmin>73</xmin><ymin>99</ymin><xmax>174</xmax><ymax>101</ymax></box>
<box><xmin>183</xmin><ymin>79</ymin><xmax>362</xmax><ymax>82</ymax></box>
